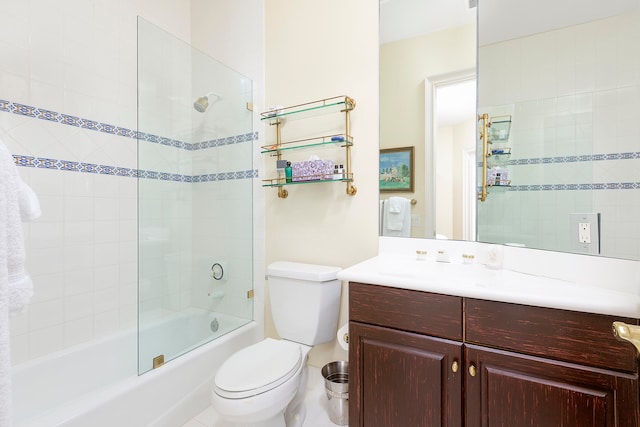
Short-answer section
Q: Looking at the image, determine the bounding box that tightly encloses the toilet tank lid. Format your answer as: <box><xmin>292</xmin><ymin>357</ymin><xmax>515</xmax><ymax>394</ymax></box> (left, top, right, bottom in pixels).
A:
<box><xmin>267</xmin><ymin>261</ymin><xmax>342</xmax><ymax>282</ymax></box>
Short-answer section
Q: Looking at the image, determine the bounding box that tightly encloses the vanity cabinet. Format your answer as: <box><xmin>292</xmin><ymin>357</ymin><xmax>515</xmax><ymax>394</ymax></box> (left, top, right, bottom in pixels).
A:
<box><xmin>350</xmin><ymin>323</ymin><xmax>462</xmax><ymax>426</ymax></box>
<box><xmin>349</xmin><ymin>282</ymin><xmax>640</xmax><ymax>427</ymax></box>
<box><xmin>349</xmin><ymin>282</ymin><xmax>463</xmax><ymax>426</ymax></box>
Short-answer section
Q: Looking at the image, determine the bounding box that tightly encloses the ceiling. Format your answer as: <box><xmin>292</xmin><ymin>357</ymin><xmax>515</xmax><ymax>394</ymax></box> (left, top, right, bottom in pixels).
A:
<box><xmin>380</xmin><ymin>0</ymin><xmax>477</xmax><ymax>127</ymax></box>
<box><xmin>379</xmin><ymin>0</ymin><xmax>638</xmax><ymax>46</ymax></box>
<box><xmin>379</xmin><ymin>0</ymin><xmax>476</xmax><ymax>45</ymax></box>
<box><xmin>379</xmin><ymin>0</ymin><xmax>639</xmax><ymax>126</ymax></box>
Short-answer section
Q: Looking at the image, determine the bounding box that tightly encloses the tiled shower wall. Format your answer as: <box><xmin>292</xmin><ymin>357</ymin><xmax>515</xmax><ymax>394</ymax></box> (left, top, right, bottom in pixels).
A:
<box><xmin>478</xmin><ymin>11</ymin><xmax>640</xmax><ymax>259</ymax></box>
<box><xmin>1</xmin><ymin>1</ymin><xmax>263</xmax><ymax>365</ymax></box>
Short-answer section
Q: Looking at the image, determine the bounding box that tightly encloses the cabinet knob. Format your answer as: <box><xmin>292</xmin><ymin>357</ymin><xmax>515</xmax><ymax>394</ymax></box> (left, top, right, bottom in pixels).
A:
<box><xmin>468</xmin><ymin>364</ymin><xmax>477</xmax><ymax>377</ymax></box>
<box><xmin>451</xmin><ymin>361</ymin><xmax>459</xmax><ymax>373</ymax></box>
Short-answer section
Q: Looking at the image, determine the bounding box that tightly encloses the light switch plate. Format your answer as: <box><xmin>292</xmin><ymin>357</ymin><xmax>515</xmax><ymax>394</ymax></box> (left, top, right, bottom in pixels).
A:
<box><xmin>570</xmin><ymin>213</ymin><xmax>600</xmax><ymax>254</ymax></box>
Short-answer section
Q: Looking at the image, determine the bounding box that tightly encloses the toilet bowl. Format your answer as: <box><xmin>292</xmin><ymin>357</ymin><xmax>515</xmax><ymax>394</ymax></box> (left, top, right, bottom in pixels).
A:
<box><xmin>211</xmin><ymin>261</ymin><xmax>342</xmax><ymax>427</ymax></box>
<box><xmin>212</xmin><ymin>338</ymin><xmax>310</xmax><ymax>427</ymax></box>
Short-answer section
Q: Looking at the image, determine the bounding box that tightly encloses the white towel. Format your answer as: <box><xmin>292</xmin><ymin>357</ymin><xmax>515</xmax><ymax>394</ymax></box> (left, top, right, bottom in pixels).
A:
<box><xmin>1</xmin><ymin>143</ymin><xmax>37</xmax><ymax>316</ymax></box>
<box><xmin>387</xmin><ymin>197</ymin><xmax>402</xmax><ymax>213</ymax></box>
<box><xmin>0</xmin><ymin>142</ymin><xmax>14</xmax><ymax>426</ymax></box>
<box><xmin>18</xmin><ymin>179</ymin><xmax>41</xmax><ymax>222</ymax></box>
<box><xmin>382</xmin><ymin>197</ymin><xmax>412</xmax><ymax>237</ymax></box>
<box><xmin>0</xmin><ymin>139</ymin><xmax>39</xmax><ymax>426</ymax></box>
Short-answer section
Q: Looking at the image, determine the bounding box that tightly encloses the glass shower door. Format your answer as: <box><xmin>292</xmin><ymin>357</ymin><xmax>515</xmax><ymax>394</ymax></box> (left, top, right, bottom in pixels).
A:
<box><xmin>137</xmin><ymin>17</ymin><xmax>254</xmax><ymax>374</ymax></box>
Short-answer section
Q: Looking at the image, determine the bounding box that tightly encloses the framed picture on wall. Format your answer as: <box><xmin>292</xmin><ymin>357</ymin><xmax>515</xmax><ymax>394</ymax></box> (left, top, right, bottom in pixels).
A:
<box><xmin>379</xmin><ymin>146</ymin><xmax>414</xmax><ymax>192</ymax></box>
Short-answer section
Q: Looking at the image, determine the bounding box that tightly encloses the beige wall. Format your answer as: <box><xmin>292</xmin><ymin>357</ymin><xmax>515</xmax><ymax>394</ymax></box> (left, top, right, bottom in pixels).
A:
<box><xmin>264</xmin><ymin>1</ymin><xmax>380</xmax><ymax>367</ymax></box>
<box><xmin>439</xmin><ymin>117</ymin><xmax>476</xmax><ymax>240</ymax></box>
<box><xmin>380</xmin><ymin>24</ymin><xmax>476</xmax><ymax>238</ymax></box>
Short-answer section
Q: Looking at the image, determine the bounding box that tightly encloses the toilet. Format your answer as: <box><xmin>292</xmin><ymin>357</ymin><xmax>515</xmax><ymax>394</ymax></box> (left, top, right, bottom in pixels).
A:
<box><xmin>211</xmin><ymin>261</ymin><xmax>342</xmax><ymax>427</ymax></box>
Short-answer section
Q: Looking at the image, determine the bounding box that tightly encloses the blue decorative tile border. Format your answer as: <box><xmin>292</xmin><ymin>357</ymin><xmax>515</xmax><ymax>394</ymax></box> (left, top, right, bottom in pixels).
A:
<box><xmin>506</xmin><ymin>152</ymin><xmax>640</xmax><ymax>165</ymax></box>
<box><xmin>13</xmin><ymin>154</ymin><xmax>258</xmax><ymax>182</ymax></box>
<box><xmin>476</xmin><ymin>151</ymin><xmax>640</xmax><ymax>190</ymax></box>
<box><xmin>2</xmin><ymin>99</ymin><xmax>259</xmax><ymax>182</ymax></box>
<box><xmin>508</xmin><ymin>182</ymin><xmax>640</xmax><ymax>191</ymax></box>
<box><xmin>0</xmin><ymin>99</ymin><xmax>258</xmax><ymax>150</ymax></box>
<box><xmin>478</xmin><ymin>152</ymin><xmax>640</xmax><ymax>169</ymax></box>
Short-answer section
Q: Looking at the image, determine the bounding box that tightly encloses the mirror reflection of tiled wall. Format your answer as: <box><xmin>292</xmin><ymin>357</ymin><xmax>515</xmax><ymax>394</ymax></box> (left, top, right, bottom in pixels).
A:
<box><xmin>478</xmin><ymin>11</ymin><xmax>640</xmax><ymax>260</ymax></box>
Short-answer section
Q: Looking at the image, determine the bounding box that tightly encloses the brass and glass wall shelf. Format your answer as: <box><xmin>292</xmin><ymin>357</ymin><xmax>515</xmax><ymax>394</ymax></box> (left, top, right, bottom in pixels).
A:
<box><xmin>478</xmin><ymin>114</ymin><xmax>512</xmax><ymax>202</ymax></box>
<box><xmin>260</xmin><ymin>96</ymin><xmax>357</xmax><ymax>198</ymax></box>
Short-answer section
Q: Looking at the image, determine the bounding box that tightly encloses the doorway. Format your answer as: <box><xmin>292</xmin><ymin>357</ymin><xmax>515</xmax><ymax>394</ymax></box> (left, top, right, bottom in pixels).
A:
<box><xmin>425</xmin><ymin>70</ymin><xmax>477</xmax><ymax>240</ymax></box>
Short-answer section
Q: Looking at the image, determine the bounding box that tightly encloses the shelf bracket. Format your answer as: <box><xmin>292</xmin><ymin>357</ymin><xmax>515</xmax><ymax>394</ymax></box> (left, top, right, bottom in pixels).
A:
<box><xmin>478</xmin><ymin>113</ymin><xmax>490</xmax><ymax>202</ymax></box>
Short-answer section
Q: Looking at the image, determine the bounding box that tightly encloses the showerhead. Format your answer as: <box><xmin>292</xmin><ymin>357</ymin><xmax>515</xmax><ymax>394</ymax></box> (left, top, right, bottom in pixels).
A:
<box><xmin>193</xmin><ymin>92</ymin><xmax>221</xmax><ymax>113</ymax></box>
<box><xmin>193</xmin><ymin>97</ymin><xmax>209</xmax><ymax>112</ymax></box>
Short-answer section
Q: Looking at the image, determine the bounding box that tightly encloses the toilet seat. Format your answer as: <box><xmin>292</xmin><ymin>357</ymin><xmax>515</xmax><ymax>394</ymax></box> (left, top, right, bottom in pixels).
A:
<box><xmin>214</xmin><ymin>338</ymin><xmax>302</xmax><ymax>399</ymax></box>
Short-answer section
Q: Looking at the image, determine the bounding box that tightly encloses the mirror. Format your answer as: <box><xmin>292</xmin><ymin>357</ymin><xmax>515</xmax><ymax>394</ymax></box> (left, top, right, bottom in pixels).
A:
<box><xmin>380</xmin><ymin>0</ymin><xmax>640</xmax><ymax>261</ymax></box>
<box><xmin>379</xmin><ymin>1</ymin><xmax>477</xmax><ymax>240</ymax></box>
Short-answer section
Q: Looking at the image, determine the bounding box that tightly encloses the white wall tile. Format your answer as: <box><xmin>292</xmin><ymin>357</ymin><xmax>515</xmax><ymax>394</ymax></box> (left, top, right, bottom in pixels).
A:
<box><xmin>64</xmin><ymin>292</ymin><xmax>94</xmax><ymax>322</ymax></box>
<box><xmin>64</xmin><ymin>269</ymin><xmax>94</xmax><ymax>296</ymax></box>
<box><xmin>63</xmin><ymin>317</ymin><xmax>94</xmax><ymax>348</ymax></box>
<box><xmin>3</xmin><ymin>0</ymin><xmax>264</xmax><ymax>370</ymax></box>
<box><xmin>29</xmin><ymin>325</ymin><xmax>63</xmax><ymax>359</ymax></box>
<box><xmin>29</xmin><ymin>299</ymin><xmax>63</xmax><ymax>331</ymax></box>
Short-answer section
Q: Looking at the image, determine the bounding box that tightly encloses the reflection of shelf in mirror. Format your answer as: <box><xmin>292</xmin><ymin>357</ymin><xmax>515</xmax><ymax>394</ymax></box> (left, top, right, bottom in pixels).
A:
<box><xmin>260</xmin><ymin>134</ymin><xmax>353</xmax><ymax>154</ymax></box>
<box><xmin>490</xmin><ymin>147</ymin><xmax>511</xmax><ymax>156</ymax></box>
<box><xmin>260</xmin><ymin>95</ymin><xmax>355</xmax><ymax>123</ymax></box>
<box><xmin>263</xmin><ymin>173</ymin><xmax>354</xmax><ymax>188</ymax></box>
<box><xmin>487</xmin><ymin>180</ymin><xmax>511</xmax><ymax>188</ymax></box>
<box><xmin>489</xmin><ymin>115</ymin><xmax>511</xmax><ymax>142</ymax></box>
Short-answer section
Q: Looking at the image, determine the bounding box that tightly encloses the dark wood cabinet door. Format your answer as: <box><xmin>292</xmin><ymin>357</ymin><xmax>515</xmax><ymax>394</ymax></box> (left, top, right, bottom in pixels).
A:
<box><xmin>349</xmin><ymin>322</ymin><xmax>463</xmax><ymax>427</ymax></box>
<box><xmin>465</xmin><ymin>344</ymin><xmax>639</xmax><ymax>427</ymax></box>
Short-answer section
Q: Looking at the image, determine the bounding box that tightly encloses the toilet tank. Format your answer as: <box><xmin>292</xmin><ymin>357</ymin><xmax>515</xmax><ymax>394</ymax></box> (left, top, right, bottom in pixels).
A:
<box><xmin>267</xmin><ymin>261</ymin><xmax>342</xmax><ymax>346</ymax></box>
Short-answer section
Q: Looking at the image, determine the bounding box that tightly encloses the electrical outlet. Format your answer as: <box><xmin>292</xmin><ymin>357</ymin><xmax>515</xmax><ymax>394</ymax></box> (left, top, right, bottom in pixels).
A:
<box><xmin>578</xmin><ymin>222</ymin><xmax>591</xmax><ymax>243</ymax></box>
<box><xmin>570</xmin><ymin>213</ymin><xmax>600</xmax><ymax>254</ymax></box>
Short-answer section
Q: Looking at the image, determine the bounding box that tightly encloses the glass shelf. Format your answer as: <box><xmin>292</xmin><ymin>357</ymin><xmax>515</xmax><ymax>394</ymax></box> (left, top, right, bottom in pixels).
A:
<box><xmin>489</xmin><ymin>115</ymin><xmax>511</xmax><ymax>142</ymax></box>
<box><xmin>487</xmin><ymin>180</ymin><xmax>512</xmax><ymax>188</ymax></box>
<box><xmin>260</xmin><ymin>95</ymin><xmax>355</xmax><ymax>123</ymax></box>
<box><xmin>488</xmin><ymin>151</ymin><xmax>511</xmax><ymax>167</ymax></box>
<box><xmin>490</xmin><ymin>147</ymin><xmax>511</xmax><ymax>156</ymax></box>
<box><xmin>263</xmin><ymin>173</ymin><xmax>354</xmax><ymax>188</ymax></box>
<box><xmin>261</xmin><ymin>134</ymin><xmax>353</xmax><ymax>154</ymax></box>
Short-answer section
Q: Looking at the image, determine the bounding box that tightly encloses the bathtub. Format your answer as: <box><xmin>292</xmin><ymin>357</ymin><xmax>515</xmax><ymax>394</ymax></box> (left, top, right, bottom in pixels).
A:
<box><xmin>12</xmin><ymin>311</ymin><xmax>259</xmax><ymax>427</ymax></box>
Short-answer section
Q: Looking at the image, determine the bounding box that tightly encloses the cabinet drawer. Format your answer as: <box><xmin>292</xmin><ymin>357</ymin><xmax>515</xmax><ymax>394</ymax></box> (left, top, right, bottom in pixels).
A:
<box><xmin>465</xmin><ymin>298</ymin><xmax>639</xmax><ymax>373</ymax></box>
<box><xmin>349</xmin><ymin>282</ymin><xmax>462</xmax><ymax>341</ymax></box>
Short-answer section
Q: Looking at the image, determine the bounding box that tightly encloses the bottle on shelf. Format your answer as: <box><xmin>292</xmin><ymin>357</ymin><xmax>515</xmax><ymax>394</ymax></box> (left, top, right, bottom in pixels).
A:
<box><xmin>285</xmin><ymin>162</ymin><xmax>292</xmax><ymax>183</ymax></box>
<box><xmin>276</xmin><ymin>159</ymin><xmax>287</xmax><ymax>184</ymax></box>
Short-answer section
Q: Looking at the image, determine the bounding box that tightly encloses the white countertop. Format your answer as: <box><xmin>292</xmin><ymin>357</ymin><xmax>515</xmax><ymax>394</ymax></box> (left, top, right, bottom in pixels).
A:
<box><xmin>337</xmin><ymin>254</ymin><xmax>640</xmax><ymax>319</ymax></box>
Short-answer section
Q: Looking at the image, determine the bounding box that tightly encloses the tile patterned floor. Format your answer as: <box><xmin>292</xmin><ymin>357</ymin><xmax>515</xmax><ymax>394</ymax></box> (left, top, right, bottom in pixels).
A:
<box><xmin>182</xmin><ymin>366</ymin><xmax>339</xmax><ymax>427</ymax></box>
